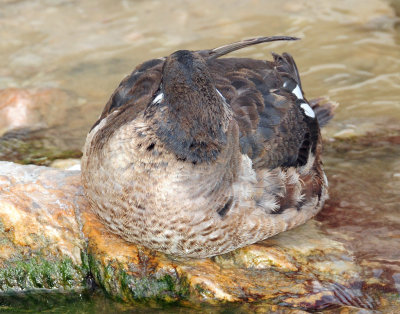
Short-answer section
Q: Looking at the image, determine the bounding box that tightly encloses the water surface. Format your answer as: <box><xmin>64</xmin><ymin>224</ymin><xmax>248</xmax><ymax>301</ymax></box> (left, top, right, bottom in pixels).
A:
<box><xmin>0</xmin><ymin>0</ymin><xmax>399</xmax><ymax>311</ymax></box>
<box><xmin>1</xmin><ymin>0</ymin><xmax>399</xmax><ymax>138</ymax></box>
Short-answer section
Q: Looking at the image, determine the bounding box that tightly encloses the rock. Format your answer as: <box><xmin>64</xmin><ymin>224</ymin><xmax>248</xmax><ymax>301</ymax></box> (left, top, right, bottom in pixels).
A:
<box><xmin>333</xmin><ymin>128</ymin><xmax>357</xmax><ymax>139</ymax></box>
<box><xmin>0</xmin><ymin>161</ymin><xmax>87</xmax><ymax>291</ymax></box>
<box><xmin>0</xmin><ymin>88</ymin><xmax>89</xmax><ymax>165</ymax></box>
<box><xmin>50</xmin><ymin>158</ymin><xmax>81</xmax><ymax>170</ymax></box>
<box><xmin>0</xmin><ymin>88</ymin><xmax>71</xmax><ymax>137</ymax></box>
<box><xmin>0</xmin><ymin>161</ymin><xmax>398</xmax><ymax>311</ymax></box>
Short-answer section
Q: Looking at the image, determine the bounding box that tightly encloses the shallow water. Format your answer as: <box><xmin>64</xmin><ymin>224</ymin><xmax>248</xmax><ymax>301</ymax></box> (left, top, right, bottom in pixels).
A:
<box><xmin>1</xmin><ymin>0</ymin><xmax>399</xmax><ymax>137</ymax></box>
<box><xmin>321</xmin><ymin>136</ymin><xmax>400</xmax><ymax>297</ymax></box>
<box><xmin>0</xmin><ymin>0</ymin><xmax>399</xmax><ymax>311</ymax></box>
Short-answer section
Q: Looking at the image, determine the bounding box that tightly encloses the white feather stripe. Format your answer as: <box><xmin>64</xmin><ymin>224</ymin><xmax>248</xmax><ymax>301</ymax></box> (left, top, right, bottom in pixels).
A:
<box><xmin>152</xmin><ymin>92</ymin><xmax>164</xmax><ymax>104</ymax></box>
<box><xmin>292</xmin><ymin>85</ymin><xmax>303</xmax><ymax>99</ymax></box>
<box><xmin>300</xmin><ymin>103</ymin><xmax>316</xmax><ymax>118</ymax></box>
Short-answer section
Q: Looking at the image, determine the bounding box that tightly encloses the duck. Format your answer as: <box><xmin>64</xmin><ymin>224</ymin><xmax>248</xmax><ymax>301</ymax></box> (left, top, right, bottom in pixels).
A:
<box><xmin>81</xmin><ymin>36</ymin><xmax>335</xmax><ymax>258</ymax></box>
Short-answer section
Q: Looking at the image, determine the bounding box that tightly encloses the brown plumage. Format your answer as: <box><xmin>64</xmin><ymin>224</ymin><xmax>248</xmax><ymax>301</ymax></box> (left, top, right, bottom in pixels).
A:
<box><xmin>81</xmin><ymin>36</ymin><xmax>335</xmax><ymax>258</ymax></box>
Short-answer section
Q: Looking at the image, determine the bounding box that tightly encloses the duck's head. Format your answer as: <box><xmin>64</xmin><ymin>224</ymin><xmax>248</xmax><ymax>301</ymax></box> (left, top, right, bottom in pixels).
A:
<box><xmin>145</xmin><ymin>50</ymin><xmax>232</xmax><ymax>164</ymax></box>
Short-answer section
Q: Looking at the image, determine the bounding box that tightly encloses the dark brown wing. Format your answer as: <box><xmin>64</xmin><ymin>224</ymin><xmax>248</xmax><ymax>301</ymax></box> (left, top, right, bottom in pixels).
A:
<box><xmin>89</xmin><ymin>58</ymin><xmax>164</xmax><ymax>150</ymax></box>
<box><xmin>91</xmin><ymin>58</ymin><xmax>164</xmax><ymax>131</ymax></box>
<box><xmin>207</xmin><ymin>54</ymin><xmax>320</xmax><ymax>170</ymax></box>
<box><xmin>93</xmin><ymin>36</ymin><xmax>299</xmax><ymax>134</ymax></box>
<box><xmin>91</xmin><ymin>36</ymin><xmax>333</xmax><ymax>170</ymax></box>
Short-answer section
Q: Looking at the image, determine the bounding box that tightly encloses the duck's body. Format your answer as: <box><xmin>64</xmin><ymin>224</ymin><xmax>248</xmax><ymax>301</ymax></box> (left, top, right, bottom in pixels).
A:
<box><xmin>81</xmin><ymin>36</ymin><xmax>334</xmax><ymax>258</ymax></box>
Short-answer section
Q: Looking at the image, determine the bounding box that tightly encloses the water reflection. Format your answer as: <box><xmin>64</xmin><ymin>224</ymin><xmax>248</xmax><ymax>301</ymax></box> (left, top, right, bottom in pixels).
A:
<box><xmin>319</xmin><ymin>136</ymin><xmax>400</xmax><ymax>296</ymax></box>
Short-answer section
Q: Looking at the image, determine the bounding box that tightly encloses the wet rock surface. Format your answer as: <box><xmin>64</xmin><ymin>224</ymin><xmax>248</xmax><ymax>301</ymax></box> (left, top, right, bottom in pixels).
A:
<box><xmin>0</xmin><ymin>160</ymin><xmax>399</xmax><ymax>312</ymax></box>
<box><xmin>0</xmin><ymin>88</ymin><xmax>87</xmax><ymax>165</ymax></box>
<box><xmin>0</xmin><ymin>162</ymin><xmax>87</xmax><ymax>292</ymax></box>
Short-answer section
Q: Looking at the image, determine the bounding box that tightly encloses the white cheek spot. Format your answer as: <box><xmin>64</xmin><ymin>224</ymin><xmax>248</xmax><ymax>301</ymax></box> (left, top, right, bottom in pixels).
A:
<box><xmin>152</xmin><ymin>92</ymin><xmax>164</xmax><ymax>105</ymax></box>
<box><xmin>292</xmin><ymin>85</ymin><xmax>303</xmax><ymax>99</ymax></box>
<box><xmin>300</xmin><ymin>102</ymin><xmax>316</xmax><ymax>118</ymax></box>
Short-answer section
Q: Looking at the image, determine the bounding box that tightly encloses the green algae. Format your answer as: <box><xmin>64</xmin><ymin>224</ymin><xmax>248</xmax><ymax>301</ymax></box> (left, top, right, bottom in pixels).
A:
<box><xmin>86</xmin><ymin>253</ymin><xmax>189</xmax><ymax>304</ymax></box>
<box><xmin>0</xmin><ymin>132</ymin><xmax>82</xmax><ymax>166</ymax></box>
<box><xmin>120</xmin><ymin>272</ymin><xmax>188</xmax><ymax>301</ymax></box>
<box><xmin>0</xmin><ymin>257</ymin><xmax>87</xmax><ymax>291</ymax></box>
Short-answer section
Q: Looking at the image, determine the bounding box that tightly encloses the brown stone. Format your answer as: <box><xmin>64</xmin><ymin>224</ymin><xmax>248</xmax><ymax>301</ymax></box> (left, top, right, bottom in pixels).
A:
<box><xmin>0</xmin><ymin>88</ymin><xmax>95</xmax><ymax>165</ymax></box>
<box><xmin>0</xmin><ymin>88</ymin><xmax>70</xmax><ymax>136</ymax></box>
<box><xmin>0</xmin><ymin>161</ymin><xmax>86</xmax><ymax>291</ymax></box>
<box><xmin>0</xmin><ymin>161</ymin><xmax>398</xmax><ymax>311</ymax></box>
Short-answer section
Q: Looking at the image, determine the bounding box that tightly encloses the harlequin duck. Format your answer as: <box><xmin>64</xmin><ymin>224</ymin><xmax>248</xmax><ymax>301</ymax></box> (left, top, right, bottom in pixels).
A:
<box><xmin>81</xmin><ymin>36</ymin><xmax>335</xmax><ymax>258</ymax></box>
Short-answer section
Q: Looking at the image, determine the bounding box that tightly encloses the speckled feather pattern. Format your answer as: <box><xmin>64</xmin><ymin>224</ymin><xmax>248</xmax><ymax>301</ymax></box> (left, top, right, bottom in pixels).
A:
<box><xmin>81</xmin><ymin>37</ymin><xmax>333</xmax><ymax>258</ymax></box>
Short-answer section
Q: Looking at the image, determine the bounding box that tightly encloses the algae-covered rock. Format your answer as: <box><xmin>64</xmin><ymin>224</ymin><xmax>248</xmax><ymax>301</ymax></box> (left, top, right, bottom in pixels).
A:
<box><xmin>0</xmin><ymin>130</ymin><xmax>82</xmax><ymax>166</ymax></box>
<box><xmin>0</xmin><ymin>161</ymin><xmax>398</xmax><ymax>312</ymax></box>
<box><xmin>0</xmin><ymin>88</ymin><xmax>90</xmax><ymax>165</ymax></box>
<box><xmin>0</xmin><ymin>162</ymin><xmax>87</xmax><ymax>291</ymax></box>
<box><xmin>81</xmin><ymin>202</ymin><xmax>400</xmax><ymax>311</ymax></box>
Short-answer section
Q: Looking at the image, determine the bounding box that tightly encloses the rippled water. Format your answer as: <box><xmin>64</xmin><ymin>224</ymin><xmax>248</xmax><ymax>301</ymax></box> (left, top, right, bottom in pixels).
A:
<box><xmin>0</xmin><ymin>0</ymin><xmax>399</xmax><ymax>311</ymax></box>
<box><xmin>1</xmin><ymin>0</ymin><xmax>399</xmax><ymax>137</ymax></box>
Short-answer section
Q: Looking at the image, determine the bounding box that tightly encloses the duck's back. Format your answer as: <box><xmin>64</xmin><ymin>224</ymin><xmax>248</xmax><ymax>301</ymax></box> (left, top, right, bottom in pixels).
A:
<box><xmin>207</xmin><ymin>55</ymin><xmax>319</xmax><ymax>171</ymax></box>
<box><xmin>91</xmin><ymin>53</ymin><xmax>329</xmax><ymax>172</ymax></box>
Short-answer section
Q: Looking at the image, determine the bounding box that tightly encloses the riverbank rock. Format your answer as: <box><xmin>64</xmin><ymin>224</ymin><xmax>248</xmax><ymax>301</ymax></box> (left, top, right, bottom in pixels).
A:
<box><xmin>0</xmin><ymin>88</ymin><xmax>88</xmax><ymax>165</ymax></box>
<box><xmin>0</xmin><ymin>162</ymin><xmax>87</xmax><ymax>291</ymax></box>
<box><xmin>0</xmin><ymin>161</ymin><xmax>398</xmax><ymax>311</ymax></box>
<box><xmin>50</xmin><ymin>158</ymin><xmax>81</xmax><ymax>170</ymax></box>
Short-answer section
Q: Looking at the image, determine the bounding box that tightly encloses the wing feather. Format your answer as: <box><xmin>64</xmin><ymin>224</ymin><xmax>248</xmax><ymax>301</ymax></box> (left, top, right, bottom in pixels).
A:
<box><xmin>90</xmin><ymin>37</ymin><xmax>335</xmax><ymax>171</ymax></box>
<box><xmin>208</xmin><ymin>56</ymin><xmax>314</xmax><ymax>170</ymax></box>
<box><xmin>89</xmin><ymin>59</ymin><xmax>164</xmax><ymax>150</ymax></box>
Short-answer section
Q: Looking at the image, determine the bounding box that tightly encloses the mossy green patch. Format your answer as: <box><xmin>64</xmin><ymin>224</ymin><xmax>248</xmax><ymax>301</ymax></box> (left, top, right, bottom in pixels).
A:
<box><xmin>0</xmin><ymin>135</ymin><xmax>82</xmax><ymax>166</ymax></box>
<box><xmin>87</xmin><ymin>252</ymin><xmax>189</xmax><ymax>304</ymax></box>
<box><xmin>120</xmin><ymin>272</ymin><xmax>189</xmax><ymax>302</ymax></box>
<box><xmin>0</xmin><ymin>257</ymin><xmax>87</xmax><ymax>291</ymax></box>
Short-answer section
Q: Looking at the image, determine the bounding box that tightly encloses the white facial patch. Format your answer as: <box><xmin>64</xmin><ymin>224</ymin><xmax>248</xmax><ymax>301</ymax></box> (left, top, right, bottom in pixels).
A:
<box><xmin>292</xmin><ymin>85</ymin><xmax>303</xmax><ymax>99</ymax></box>
<box><xmin>300</xmin><ymin>102</ymin><xmax>316</xmax><ymax>118</ymax></box>
<box><xmin>152</xmin><ymin>92</ymin><xmax>164</xmax><ymax>105</ymax></box>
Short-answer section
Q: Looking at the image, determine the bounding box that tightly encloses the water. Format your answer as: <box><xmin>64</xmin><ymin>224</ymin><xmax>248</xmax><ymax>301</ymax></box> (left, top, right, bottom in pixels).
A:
<box><xmin>1</xmin><ymin>0</ymin><xmax>399</xmax><ymax>138</ymax></box>
<box><xmin>0</xmin><ymin>0</ymin><xmax>399</xmax><ymax>311</ymax></box>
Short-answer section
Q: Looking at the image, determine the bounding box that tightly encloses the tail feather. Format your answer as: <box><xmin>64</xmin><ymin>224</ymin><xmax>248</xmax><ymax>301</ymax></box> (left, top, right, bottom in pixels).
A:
<box><xmin>272</xmin><ymin>51</ymin><xmax>307</xmax><ymax>104</ymax></box>
<box><xmin>200</xmin><ymin>36</ymin><xmax>336</xmax><ymax>127</ymax></box>
<box><xmin>283</xmin><ymin>52</ymin><xmax>301</xmax><ymax>88</ymax></box>
<box><xmin>309</xmin><ymin>97</ymin><xmax>338</xmax><ymax>127</ymax></box>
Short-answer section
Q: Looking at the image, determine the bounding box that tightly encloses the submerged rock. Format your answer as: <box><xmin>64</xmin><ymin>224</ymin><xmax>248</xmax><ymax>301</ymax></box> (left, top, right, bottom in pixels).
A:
<box><xmin>0</xmin><ymin>88</ymin><xmax>87</xmax><ymax>165</ymax></box>
<box><xmin>0</xmin><ymin>161</ymin><xmax>398</xmax><ymax>311</ymax></box>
